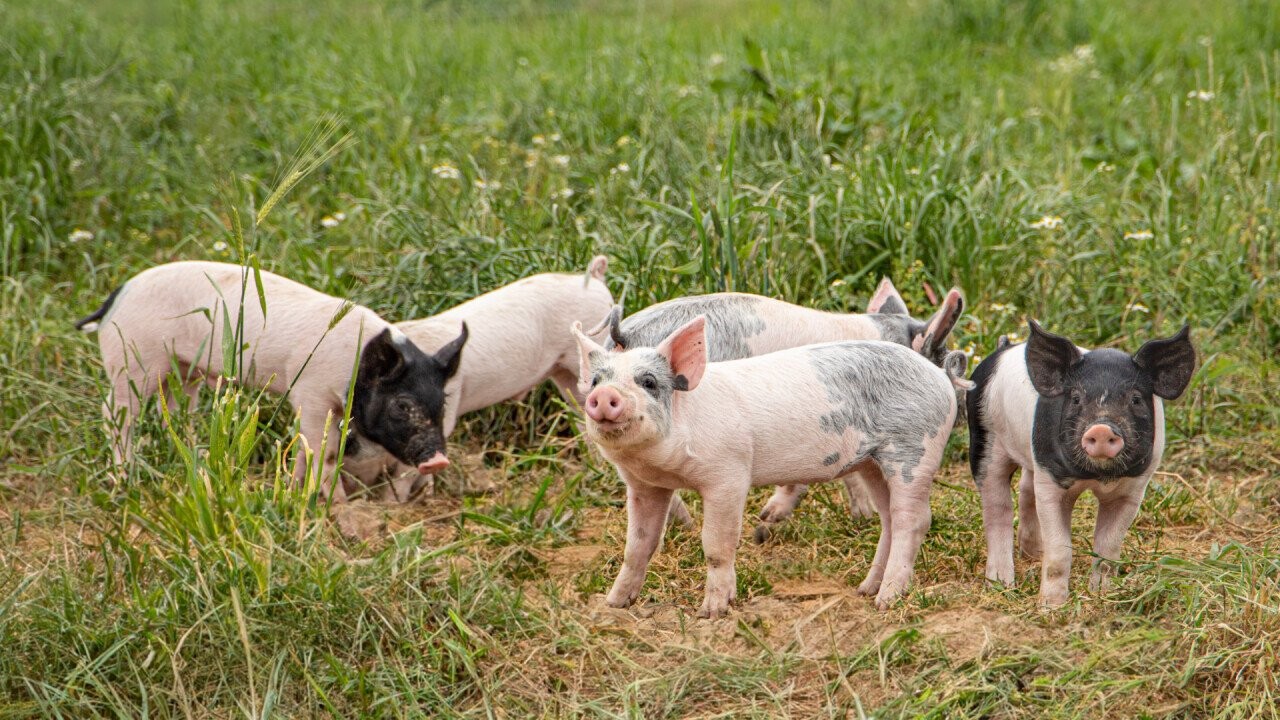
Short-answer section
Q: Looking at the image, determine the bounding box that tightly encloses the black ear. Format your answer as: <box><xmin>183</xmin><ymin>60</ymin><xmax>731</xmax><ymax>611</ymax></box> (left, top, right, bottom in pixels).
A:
<box><xmin>606</xmin><ymin>305</ymin><xmax>627</xmax><ymax>350</ymax></box>
<box><xmin>433</xmin><ymin>322</ymin><xmax>468</xmax><ymax>380</ymax></box>
<box><xmin>1025</xmin><ymin>320</ymin><xmax>1081</xmax><ymax>398</ymax></box>
<box><xmin>358</xmin><ymin>328</ymin><xmax>406</xmax><ymax>388</ymax></box>
<box><xmin>1134</xmin><ymin>324</ymin><xmax>1196</xmax><ymax>400</ymax></box>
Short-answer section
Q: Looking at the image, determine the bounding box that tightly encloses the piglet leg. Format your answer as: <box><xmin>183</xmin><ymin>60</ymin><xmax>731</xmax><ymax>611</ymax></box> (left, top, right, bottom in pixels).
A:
<box><xmin>752</xmin><ymin>484</ymin><xmax>808</xmax><ymax>543</ymax></box>
<box><xmin>665</xmin><ymin>493</ymin><xmax>696</xmax><ymax>530</ymax></box>
<box><xmin>697</xmin><ymin>483</ymin><xmax>748</xmax><ymax>619</ymax></box>
<box><xmin>1033</xmin><ymin>475</ymin><xmax>1079</xmax><ymax>609</ymax></box>
<box><xmin>874</xmin><ymin>471</ymin><xmax>933</xmax><ymax>609</ymax></box>
<box><xmin>1016</xmin><ymin>468</ymin><xmax>1042</xmax><ymax>559</ymax></box>
<box><xmin>1088</xmin><ymin>487</ymin><xmax>1146</xmax><ymax>594</ymax></box>
<box><xmin>853</xmin><ymin>463</ymin><xmax>892</xmax><ymax>596</ymax></box>
<box><xmin>975</xmin><ymin>452</ymin><xmax>1018</xmax><ymax>585</ymax></box>
<box><xmin>606</xmin><ymin>480</ymin><xmax>674</xmax><ymax>609</ymax></box>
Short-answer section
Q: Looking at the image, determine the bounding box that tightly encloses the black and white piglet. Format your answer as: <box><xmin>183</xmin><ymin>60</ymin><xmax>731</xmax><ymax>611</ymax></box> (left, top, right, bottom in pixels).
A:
<box><xmin>967</xmin><ymin>320</ymin><xmax>1195</xmax><ymax>607</ymax></box>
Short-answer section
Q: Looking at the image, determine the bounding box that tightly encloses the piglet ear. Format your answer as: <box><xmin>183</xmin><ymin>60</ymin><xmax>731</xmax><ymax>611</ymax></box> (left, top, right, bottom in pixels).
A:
<box><xmin>913</xmin><ymin>288</ymin><xmax>965</xmax><ymax>358</ymax></box>
<box><xmin>1024</xmin><ymin>319</ymin><xmax>1081</xmax><ymax>398</ymax></box>
<box><xmin>867</xmin><ymin>277</ymin><xmax>908</xmax><ymax>315</ymax></box>
<box><xmin>656</xmin><ymin>315</ymin><xmax>707</xmax><ymax>392</ymax></box>
<box><xmin>358</xmin><ymin>328</ymin><xmax>407</xmax><ymax>388</ymax></box>
<box><xmin>433</xmin><ymin>323</ymin><xmax>468</xmax><ymax>380</ymax></box>
<box><xmin>571</xmin><ymin>320</ymin><xmax>608</xmax><ymax>393</ymax></box>
<box><xmin>585</xmin><ymin>305</ymin><xmax>627</xmax><ymax>350</ymax></box>
<box><xmin>1134</xmin><ymin>324</ymin><xmax>1196</xmax><ymax>400</ymax></box>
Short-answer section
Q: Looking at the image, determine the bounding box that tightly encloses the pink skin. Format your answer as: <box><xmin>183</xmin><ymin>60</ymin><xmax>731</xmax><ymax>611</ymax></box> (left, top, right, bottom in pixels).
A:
<box><xmin>574</xmin><ymin>317</ymin><xmax>957</xmax><ymax>617</ymax></box>
<box><xmin>673</xmin><ymin>279</ymin><xmax>967</xmax><ymax>535</ymax></box>
<box><xmin>973</xmin><ymin>343</ymin><xmax>1164</xmax><ymax>608</ymax></box>
<box><xmin>380</xmin><ymin>256</ymin><xmax>614</xmax><ymax>500</ymax></box>
<box><xmin>87</xmin><ymin>261</ymin><xmax>441</xmax><ymax>502</ymax></box>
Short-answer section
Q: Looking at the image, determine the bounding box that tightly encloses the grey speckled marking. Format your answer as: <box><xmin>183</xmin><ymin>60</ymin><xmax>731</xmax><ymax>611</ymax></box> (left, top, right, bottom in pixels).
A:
<box><xmin>590</xmin><ymin>361</ymin><xmax>616</xmax><ymax>385</ymax></box>
<box><xmin>822</xmin><ymin>451</ymin><xmax>841</xmax><ymax>466</ymax></box>
<box><xmin>866</xmin><ymin>314</ymin><xmax>928</xmax><ymax>356</ymax></box>
<box><xmin>617</xmin><ymin>294</ymin><xmax>767</xmax><ymax>361</ymax></box>
<box><xmin>878</xmin><ymin>295</ymin><xmax>909</xmax><ymax>316</ymax></box>
<box><xmin>596</xmin><ymin>349</ymin><xmax>680</xmax><ymax>436</ymax></box>
<box><xmin>809</xmin><ymin>342</ymin><xmax>951</xmax><ymax>482</ymax></box>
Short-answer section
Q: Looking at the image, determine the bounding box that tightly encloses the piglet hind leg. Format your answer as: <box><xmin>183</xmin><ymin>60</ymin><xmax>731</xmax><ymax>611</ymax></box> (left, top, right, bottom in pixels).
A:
<box><xmin>874</xmin><ymin>467</ymin><xmax>935</xmax><ymax>610</ymax></box>
<box><xmin>851</xmin><ymin>463</ymin><xmax>892</xmax><ymax>597</ymax></box>
<box><xmin>1016</xmin><ymin>468</ymin><xmax>1042</xmax><ymax>560</ymax></box>
<box><xmin>975</xmin><ymin>451</ymin><xmax>1019</xmax><ymax>586</ymax></box>
<box><xmin>752</xmin><ymin>484</ymin><xmax>808</xmax><ymax>543</ymax></box>
<box><xmin>697</xmin><ymin>483</ymin><xmax>749</xmax><ymax>619</ymax></box>
<box><xmin>1088</xmin><ymin>488</ymin><xmax>1146</xmax><ymax>594</ymax></box>
<box><xmin>605</xmin><ymin>480</ymin><xmax>675</xmax><ymax>609</ymax></box>
<box><xmin>665</xmin><ymin>493</ymin><xmax>696</xmax><ymax>530</ymax></box>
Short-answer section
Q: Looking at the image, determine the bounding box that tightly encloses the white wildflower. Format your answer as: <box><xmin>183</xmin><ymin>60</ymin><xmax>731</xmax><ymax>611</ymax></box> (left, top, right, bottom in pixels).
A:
<box><xmin>1128</xmin><ymin>302</ymin><xmax>1150</xmax><ymax>314</ymax></box>
<box><xmin>320</xmin><ymin>216</ymin><xmax>340</xmax><ymax>228</ymax></box>
<box><xmin>532</xmin><ymin>134</ymin><xmax>547</xmax><ymax>146</ymax></box>
<box><xmin>212</xmin><ymin>240</ymin><xmax>229</xmax><ymax>253</ymax></box>
<box><xmin>1124</xmin><ymin>229</ymin><xmax>1154</xmax><ymax>241</ymax></box>
<box><xmin>474</xmin><ymin>179</ymin><xmax>501</xmax><ymax>191</ymax></box>
<box><xmin>549</xmin><ymin>132</ymin><xmax>562</xmax><ymax>143</ymax></box>
<box><xmin>615</xmin><ymin>135</ymin><xmax>633</xmax><ymax>147</ymax></box>
<box><xmin>677</xmin><ymin>85</ymin><xmax>698</xmax><ymax>98</ymax></box>
<box><xmin>556</xmin><ymin>187</ymin><xmax>575</xmax><ymax>199</ymax></box>
<box><xmin>68</xmin><ymin>228</ymin><xmax>94</xmax><ymax>243</ymax></box>
<box><xmin>610</xmin><ymin>162</ymin><xmax>630</xmax><ymax>176</ymax></box>
<box><xmin>1030</xmin><ymin>215</ymin><xmax>1064</xmax><ymax>230</ymax></box>
<box><xmin>333</xmin><ymin>212</ymin><xmax>346</xmax><ymax>222</ymax></box>
<box><xmin>1187</xmin><ymin>89</ymin><xmax>1214</xmax><ymax>102</ymax></box>
<box><xmin>551</xmin><ymin>154</ymin><xmax>570</xmax><ymax>168</ymax></box>
<box><xmin>709</xmin><ymin>53</ymin><xmax>725</xmax><ymax>67</ymax></box>
<box><xmin>432</xmin><ymin>163</ymin><xmax>461</xmax><ymax>180</ymax></box>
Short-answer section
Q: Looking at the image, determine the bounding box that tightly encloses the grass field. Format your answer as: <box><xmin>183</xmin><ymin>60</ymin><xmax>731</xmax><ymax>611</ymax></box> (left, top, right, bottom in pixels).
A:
<box><xmin>2</xmin><ymin>0</ymin><xmax>1279</xmax><ymax>716</ymax></box>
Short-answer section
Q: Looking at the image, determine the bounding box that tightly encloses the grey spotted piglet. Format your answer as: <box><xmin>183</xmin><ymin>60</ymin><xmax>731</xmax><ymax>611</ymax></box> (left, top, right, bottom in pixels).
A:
<box><xmin>353</xmin><ymin>256</ymin><xmax>614</xmax><ymax>500</ymax></box>
<box><xmin>600</xmin><ymin>278</ymin><xmax>965</xmax><ymax>536</ymax></box>
<box><xmin>572</xmin><ymin>316</ymin><xmax>970</xmax><ymax>616</ymax></box>
<box><xmin>967</xmin><ymin>320</ymin><xmax>1195</xmax><ymax>607</ymax></box>
<box><xmin>76</xmin><ymin>261</ymin><xmax>467</xmax><ymax>502</ymax></box>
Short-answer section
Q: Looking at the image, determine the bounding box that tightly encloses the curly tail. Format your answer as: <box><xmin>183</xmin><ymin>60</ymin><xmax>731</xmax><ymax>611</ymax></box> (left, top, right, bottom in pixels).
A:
<box><xmin>74</xmin><ymin>285</ymin><xmax>122</xmax><ymax>333</ymax></box>
<box><xmin>583</xmin><ymin>255</ymin><xmax>608</xmax><ymax>288</ymax></box>
<box><xmin>943</xmin><ymin>350</ymin><xmax>975</xmax><ymax>391</ymax></box>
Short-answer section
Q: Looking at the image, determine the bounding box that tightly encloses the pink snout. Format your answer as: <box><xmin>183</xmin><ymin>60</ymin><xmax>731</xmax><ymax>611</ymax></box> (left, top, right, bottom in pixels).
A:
<box><xmin>417</xmin><ymin>452</ymin><xmax>450</xmax><ymax>475</ymax></box>
<box><xmin>585</xmin><ymin>386</ymin><xmax>626</xmax><ymax>423</ymax></box>
<box><xmin>1082</xmin><ymin>424</ymin><xmax>1124</xmax><ymax>459</ymax></box>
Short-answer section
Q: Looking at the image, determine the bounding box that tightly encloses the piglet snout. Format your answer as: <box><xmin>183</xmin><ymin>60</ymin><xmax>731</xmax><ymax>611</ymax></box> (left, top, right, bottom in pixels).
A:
<box><xmin>1082</xmin><ymin>424</ymin><xmax>1124</xmax><ymax>459</ymax></box>
<box><xmin>586</xmin><ymin>386</ymin><xmax>625</xmax><ymax>423</ymax></box>
<box><xmin>417</xmin><ymin>452</ymin><xmax>450</xmax><ymax>475</ymax></box>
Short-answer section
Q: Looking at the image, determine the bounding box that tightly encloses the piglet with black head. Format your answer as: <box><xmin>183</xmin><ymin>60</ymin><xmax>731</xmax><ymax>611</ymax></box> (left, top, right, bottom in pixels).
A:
<box><xmin>967</xmin><ymin>319</ymin><xmax>1195</xmax><ymax>608</ymax></box>
<box><xmin>351</xmin><ymin>325</ymin><xmax>468</xmax><ymax>479</ymax></box>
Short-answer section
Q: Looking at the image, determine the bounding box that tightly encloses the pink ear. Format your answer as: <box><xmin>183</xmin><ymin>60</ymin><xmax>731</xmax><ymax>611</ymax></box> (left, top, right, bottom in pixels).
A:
<box><xmin>867</xmin><ymin>277</ymin><xmax>908</xmax><ymax>315</ymax></box>
<box><xmin>656</xmin><ymin>316</ymin><xmax>707</xmax><ymax>391</ymax></box>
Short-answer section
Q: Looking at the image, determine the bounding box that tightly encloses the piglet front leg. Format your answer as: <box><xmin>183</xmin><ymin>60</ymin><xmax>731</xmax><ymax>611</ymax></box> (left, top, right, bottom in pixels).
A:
<box><xmin>697</xmin><ymin>483</ymin><xmax>748</xmax><ymax>619</ymax></box>
<box><xmin>1033</xmin><ymin>475</ymin><xmax>1079</xmax><ymax>609</ymax></box>
<box><xmin>606</xmin><ymin>480</ymin><xmax>674</xmax><ymax>609</ymax></box>
<box><xmin>1088</xmin><ymin>487</ymin><xmax>1145</xmax><ymax>594</ymax></box>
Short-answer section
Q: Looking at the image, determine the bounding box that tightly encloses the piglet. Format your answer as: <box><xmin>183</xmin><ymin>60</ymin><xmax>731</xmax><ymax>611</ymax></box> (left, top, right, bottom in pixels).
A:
<box><xmin>967</xmin><ymin>320</ymin><xmax>1195</xmax><ymax>607</ymax></box>
<box><xmin>364</xmin><ymin>256</ymin><xmax>614</xmax><ymax>500</ymax></box>
<box><xmin>573</xmin><ymin>316</ymin><xmax>967</xmax><ymax>616</ymax></box>
<box><xmin>600</xmin><ymin>278</ymin><xmax>965</xmax><ymax>536</ymax></box>
<box><xmin>75</xmin><ymin>260</ymin><xmax>467</xmax><ymax>502</ymax></box>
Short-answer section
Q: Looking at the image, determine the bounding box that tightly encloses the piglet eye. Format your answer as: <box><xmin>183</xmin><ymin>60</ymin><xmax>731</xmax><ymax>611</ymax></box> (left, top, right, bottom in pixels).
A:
<box><xmin>590</xmin><ymin>375</ymin><xmax>600</xmax><ymax>388</ymax></box>
<box><xmin>394</xmin><ymin>398</ymin><xmax>413</xmax><ymax>414</ymax></box>
<box><xmin>1070</xmin><ymin>392</ymin><xmax>1083</xmax><ymax>406</ymax></box>
<box><xmin>640</xmin><ymin>376</ymin><xmax>657</xmax><ymax>391</ymax></box>
<box><xmin>1130</xmin><ymin>393</ymin><xmax>1143</xmax><ymax>406</ymax></box>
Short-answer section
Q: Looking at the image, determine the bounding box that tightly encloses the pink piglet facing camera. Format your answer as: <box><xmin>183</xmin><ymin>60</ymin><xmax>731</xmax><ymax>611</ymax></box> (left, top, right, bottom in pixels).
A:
<box><xmin>573</xmin><ymin>308</ymin><xmax>969</xmax><ymax>618</ymax></box>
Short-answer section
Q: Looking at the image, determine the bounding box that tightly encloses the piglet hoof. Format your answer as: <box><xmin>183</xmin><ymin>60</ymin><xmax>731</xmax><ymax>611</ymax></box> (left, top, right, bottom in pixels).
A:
<box><xmin>751</xmin><ymin>523</ymin><xmax>774</xmax><ymax>544</ymax></box>
<box><xmin>1087</xmin><ymin>568</ymin><xmax>1114</xmax><ymax>595</ymax></box>
<box><xmin>984</xmin><ymin>564</ymin><xmax>1015</xmax><ymax>587</ymax></box>
<box><xmin>855</xmin><ymin>576</ymin><xmax>882</xmax><ymax>597</ymax></box>
<box><xmin>873</xmin><ymin>588</ymin><xmax>905</xmax><ymax>611</ymax></box>
<box><xmin>1037</xmin><ymin>589</ymin><xmax>1070</xmax><ymax>611</ymax></box>
<box><xmin>605</xmin><ymin>585</ymin><xmax>639</xmax><ymax>609</ymax></box>
<box><xmin>696</xmin><ymin>594</ymin><xmax>732</xmax><ymax>619</ymax></box>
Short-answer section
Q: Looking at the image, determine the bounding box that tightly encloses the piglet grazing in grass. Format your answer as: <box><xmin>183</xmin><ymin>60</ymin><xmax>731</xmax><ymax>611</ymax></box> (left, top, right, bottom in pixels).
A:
<box><xmin>75</xmin><ymin>261</ymin><xmax>467</xmax><ymax>502</ymax></box>
<box><xmin>600</xmin><ymin>278</ymin><xmax>965</xmax><ymax>536</ymax></box>
<box><xmin>367</xmin><ymin>256</ymin><xmax>614</xmax><ymax>500</ymax></box>
<box><xmin>967</xmin><ymin>320</ymin><xmax>1195</xmax><ymax>608</ymax></box>
<box><xmin>573</xmin><ymin>315</ymin><xmax>970</xmax><ymax>616</ymax></box>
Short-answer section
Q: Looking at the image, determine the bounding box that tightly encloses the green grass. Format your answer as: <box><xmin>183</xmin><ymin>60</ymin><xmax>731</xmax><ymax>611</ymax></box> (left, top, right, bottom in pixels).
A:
<box><xmin>2</xmin><ymin>0</ymin><xmax>1278</xmax><ymax>716</ymax></box>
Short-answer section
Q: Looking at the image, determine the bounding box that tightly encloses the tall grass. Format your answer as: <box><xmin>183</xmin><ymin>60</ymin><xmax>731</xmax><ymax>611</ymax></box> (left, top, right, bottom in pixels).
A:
<box><xmin>1</xmin><ymin>0</ymin><xmax>1277</xmax><ymax>716</ymax></box>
